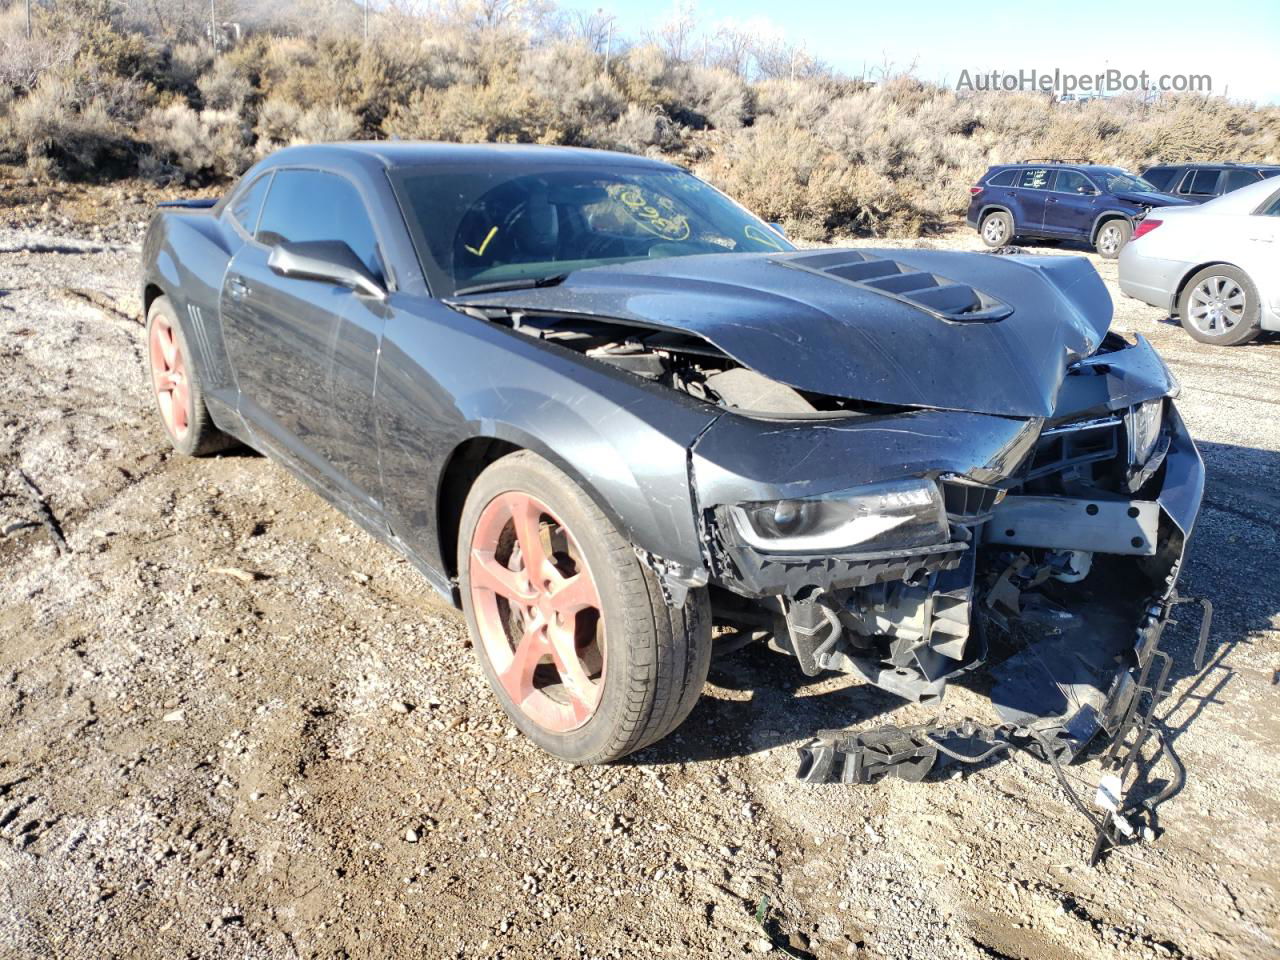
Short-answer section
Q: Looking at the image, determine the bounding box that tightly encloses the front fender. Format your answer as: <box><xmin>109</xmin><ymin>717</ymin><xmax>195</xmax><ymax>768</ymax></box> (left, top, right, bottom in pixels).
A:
<box><xmin>375</xmin><ymin>298</ymin><xmax>718</xmax><ymax>579</ymax></box>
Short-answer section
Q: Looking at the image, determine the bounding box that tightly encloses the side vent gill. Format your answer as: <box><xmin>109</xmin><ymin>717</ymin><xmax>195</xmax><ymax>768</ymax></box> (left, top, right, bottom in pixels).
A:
<box><xmin>774</xmin><ymin>250</ymin><xmax>1014</xmax><ymax>323</ymax></box>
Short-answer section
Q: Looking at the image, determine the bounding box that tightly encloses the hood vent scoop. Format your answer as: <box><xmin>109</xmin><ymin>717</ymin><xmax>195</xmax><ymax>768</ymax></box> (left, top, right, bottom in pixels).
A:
<box><xmin>773</xmin><ymin>250</ymin><xmax>1014</xmax><ymax>324</ymax></box>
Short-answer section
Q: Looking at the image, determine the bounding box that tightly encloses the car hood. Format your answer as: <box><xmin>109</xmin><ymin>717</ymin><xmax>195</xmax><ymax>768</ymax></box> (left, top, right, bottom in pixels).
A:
<box><xmin>1114</xmin><ymin>191</ymin><xmax>1193</xmax><ymax>207</ymax></box>
<box><xmin>451</xmin><ymin>249</ymin><xmax>1115</xmax><ymax>418</ymax></box>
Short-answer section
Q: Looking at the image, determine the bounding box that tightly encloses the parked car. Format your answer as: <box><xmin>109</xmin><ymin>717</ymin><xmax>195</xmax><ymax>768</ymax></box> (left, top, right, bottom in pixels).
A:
<box><xmin>1139</xmin><ymin>162</ymin><xmax>1280</xmax><ymax>204</ymax></box>
<box><xmin>1119</xmin><ymin>174</ymin><xmax>1280</xmax><ymax>345</ymax></box>
<box><xmin>967</xmin><ymin>162</ymin><xmax>1192</xmax><ymax>258</ymax></box>
<box><xmin>141</xmin><ymin>143</ymin><xmax>1204</xmax><ymax>768</ymax></box>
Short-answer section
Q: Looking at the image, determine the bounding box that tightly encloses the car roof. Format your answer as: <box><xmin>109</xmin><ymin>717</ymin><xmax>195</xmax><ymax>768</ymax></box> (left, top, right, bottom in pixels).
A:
<box><xmin>253</xmin><ymin>141</ymin><xmax>679</xmax><ymax>173</ymax></box>
<box><xmin>988</xmin><ymin>163</ymin><xmax>1128</xmax><ymax>174</ymax></box>
<box><xmin>1145</xmin><ymin>161</ymin><xmax>1280</xmax><ymax>170</ymax></box>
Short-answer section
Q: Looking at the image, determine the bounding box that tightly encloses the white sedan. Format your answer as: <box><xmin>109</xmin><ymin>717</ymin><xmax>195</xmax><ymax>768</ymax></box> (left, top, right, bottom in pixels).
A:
<box><xmin>1119</xmin><ymin>175</ymin><xmax>1280</xmax><ymax>345</ymax></box>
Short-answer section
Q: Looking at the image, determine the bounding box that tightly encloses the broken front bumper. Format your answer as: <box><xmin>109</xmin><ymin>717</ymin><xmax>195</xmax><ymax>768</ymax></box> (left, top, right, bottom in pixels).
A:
<box><xmin>787</xmin><ymin>405</ymin><xmax>1210</xmax><ymax>862</ymax></box>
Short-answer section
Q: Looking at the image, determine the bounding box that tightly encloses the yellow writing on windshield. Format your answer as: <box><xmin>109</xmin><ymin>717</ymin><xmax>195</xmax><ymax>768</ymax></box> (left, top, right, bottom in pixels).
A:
<box><xmin>610</xmin><ymin>185</ymin><xmax>690</xmax><ymax>241</ymax></box>
<box><xmin>465</xmin><ymin>225</ymin><xmax>499</xmax><ymax>257</ymax></box>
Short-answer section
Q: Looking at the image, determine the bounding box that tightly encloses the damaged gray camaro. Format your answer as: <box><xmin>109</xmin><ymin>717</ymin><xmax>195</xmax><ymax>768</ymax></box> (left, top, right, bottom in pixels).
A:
<box><xmin>141</xmin><ymin>144</ymin><xmax>1209</xmax><ymax>857</ymax></box>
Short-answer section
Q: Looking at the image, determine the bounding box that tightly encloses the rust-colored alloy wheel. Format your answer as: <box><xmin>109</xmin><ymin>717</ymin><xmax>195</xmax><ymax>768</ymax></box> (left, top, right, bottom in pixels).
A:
<box><xmin>149</xmin><ymin>311</ymin><xmax>191</xmax><ymax>441</ymax></box>
<box><xmin>458</xmin><ymin>451</ymin><xmax>713</xmax><ymax>764</ymax></box>
<box><xmin>468</xmin><ymin>490</ymin><xmax>606</xmax><ymax>733</ymax></box>
<box><xmin>144</xmin><ymin>296</ymin><xmax>232</xmax><ymax>457</ymax></box>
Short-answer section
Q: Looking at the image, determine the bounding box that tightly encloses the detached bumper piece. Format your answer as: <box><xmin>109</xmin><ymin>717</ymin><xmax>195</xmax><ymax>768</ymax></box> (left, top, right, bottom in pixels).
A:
<box><xmin>795</xmin><ymin>591</ymin><xmax>1213</xmax><ymax>865</ymax></box>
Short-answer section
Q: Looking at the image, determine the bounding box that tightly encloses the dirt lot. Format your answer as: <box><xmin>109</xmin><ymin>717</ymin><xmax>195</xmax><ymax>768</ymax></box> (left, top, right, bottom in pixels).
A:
<box><xmin>1</xmin><ymin>188</ymin><xmax>1277</xmax><ymax>960</ymax></box>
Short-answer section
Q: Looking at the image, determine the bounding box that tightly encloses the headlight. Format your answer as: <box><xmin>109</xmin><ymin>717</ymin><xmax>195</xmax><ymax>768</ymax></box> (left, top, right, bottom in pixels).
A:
<box><xmin>728</xmin><ymin>478</ymin><xmax>949</xmax><ymax>553</ymax></box>
<box><xmin>1127</xmin><ymin>399</ymin><xmax>1164</xmax><ymax>466</ymax></box>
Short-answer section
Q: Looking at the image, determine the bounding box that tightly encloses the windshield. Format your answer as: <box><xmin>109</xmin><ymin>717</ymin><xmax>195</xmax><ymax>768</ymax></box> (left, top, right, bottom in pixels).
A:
<box><xmin>1097</xmin><ymin>169</ymin><xmax>1160</xmax><ymax>193</ymax></box>
<box><xmin>391</xmin><ymin>163</ymin><xmax>794</xmax><ymax>296</ymax></box>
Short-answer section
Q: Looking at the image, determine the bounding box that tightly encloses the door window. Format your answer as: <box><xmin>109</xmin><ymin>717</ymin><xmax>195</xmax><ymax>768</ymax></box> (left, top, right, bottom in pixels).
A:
<box><xmin>1053</xmin><ymin>171</ymin><xmax>1093</xmax><ymax>194</ymax></box>
<box><xmin>228</xmin><ymin>173</ymin><xmax>272</xmax><ymax>234</ymax></box>
<box><xmin>1017</xmin><ymin>168</ymin><xmax>1052</xmax><ymax>190</ymax></box>
<box><xmin>1141</xmin><ymin>167</ymin><xmax>1175</xmax><ymax>191</ymax></box>
<box><xmin>1179</xmin><ymin>169</ymin><xmax>1222</xmax><ymax>196</ymax></box>
<box><xmin>1221</xmin><ymin>169</ymin><xmax>1260</xmax><ymax>193</ymax></box>
<box><xmin>1259</xmin><ymin>190</ymin><xmax>1280</xmax><ymax>217</ymax></box>
<box><xmin>257</xmin><ymin>170</ymin><xmax>383</xmax><ymax>281</ymax></box>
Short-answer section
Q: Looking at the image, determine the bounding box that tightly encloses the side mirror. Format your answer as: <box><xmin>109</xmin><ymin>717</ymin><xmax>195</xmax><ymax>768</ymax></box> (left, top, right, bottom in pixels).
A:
<box><xmin>1078</xmin><ymin>185</ymin><xmax>1098</xmax><ymax>196</ymax></box>
<box><xmin>768</xmin><ymin>221</ymin><xmax>788</xmax><ymax>238</ymax></box>
<box><xmin>268</xmin><ymin>240</ymin><xmax>385</xmax><ymax>299</ymax></box>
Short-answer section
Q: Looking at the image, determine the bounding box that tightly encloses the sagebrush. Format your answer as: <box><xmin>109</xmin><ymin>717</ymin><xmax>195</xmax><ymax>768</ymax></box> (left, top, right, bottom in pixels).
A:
<box><xmin>1</xmin><ymin>0</ymin><xmax>1277</xmax><ymax>237</ymax></box>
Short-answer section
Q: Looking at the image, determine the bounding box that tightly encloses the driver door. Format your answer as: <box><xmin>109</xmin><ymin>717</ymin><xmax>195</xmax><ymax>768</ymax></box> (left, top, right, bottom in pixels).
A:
<box><xmin>1043</xmin><ymin>170</ymin><xmax>1099</xmax><ymax>236</ymax></box>
<box><xmin>220</xmin><ymin>168</ymin><xmax>389</xmax><ymax>524</ymax></box>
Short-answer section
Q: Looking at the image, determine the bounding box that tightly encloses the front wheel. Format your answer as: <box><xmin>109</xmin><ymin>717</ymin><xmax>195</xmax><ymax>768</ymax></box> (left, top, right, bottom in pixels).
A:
<box><xmin>1094</xmin><ymin>219</ymin><xmax>1131</xmax><ymax>259</ymax></box>
<box><xmin>457</xmin><ymin>451</ymin><xmax>712</xmax><ymax>764</ymax></box>
<box><xmin>1178</xmin><ymin>265</ymin><xmax>1261</xmax><ymax>346</ymax></box>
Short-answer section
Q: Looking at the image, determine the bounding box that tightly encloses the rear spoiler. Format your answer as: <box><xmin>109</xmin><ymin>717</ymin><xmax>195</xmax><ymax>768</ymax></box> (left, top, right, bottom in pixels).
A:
<box><xmin>156</xmin><ymin>198</ymin><xmax>219</xmax><ymax>209</ymax></box>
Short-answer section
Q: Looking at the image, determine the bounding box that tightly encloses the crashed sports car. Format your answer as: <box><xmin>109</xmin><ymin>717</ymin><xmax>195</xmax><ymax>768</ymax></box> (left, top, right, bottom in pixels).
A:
<box><xmin>140</xmin><ymin>143</ymin><xmax>1206</xmax><ymax>778</ymax></box>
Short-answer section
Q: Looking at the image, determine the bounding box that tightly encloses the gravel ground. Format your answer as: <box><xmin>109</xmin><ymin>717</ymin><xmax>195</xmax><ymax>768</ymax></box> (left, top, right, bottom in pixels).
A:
<box><xmin>0</xmin><ymin>208</ymin><xmax>1277</xmax><ymax>960</ymax></box>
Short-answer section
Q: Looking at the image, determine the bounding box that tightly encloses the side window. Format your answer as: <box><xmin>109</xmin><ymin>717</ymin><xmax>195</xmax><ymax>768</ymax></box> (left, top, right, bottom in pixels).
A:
<box><xmin>1179</xmin><ymin>169</ymin><xmax>1221</xmax><ymax>196</ymax></box>
<box><xmin>228</xmin><ymin>173</ymin><xmax>272</xmax><ymax>234</ymax></box>
<box><xmin>1054</xmin><ymin>171</ymin><xmax>1092</xmax><ymax>194</ymax></box>
<box><xmin>1017</xmin><ymin>168</ymin><xmax>1052</xmax><ymax>190</ymax></box>
<box><xmin>1221</xmin><ymin>169</ymin><xmax>1259</xmax><ymax>193</ymax></box>
<box><xmin>1142</xmin><ymin>167</ymin><xmax>1175</xmax><ymax>191</ymax></box>
<box><xmin>1260</xmin><ymin>191</ymin><xmax>1280</xmax><ymax>217</ymax></box>
<box><xmin>986</xmin><ymin>169</ymin><xmax>1017</xmax><ymax>187</ymax></box>
<box><xmin>257</xmin><ymin>170</ymin><xmax>383</xmax><ymax>281</ymax></box>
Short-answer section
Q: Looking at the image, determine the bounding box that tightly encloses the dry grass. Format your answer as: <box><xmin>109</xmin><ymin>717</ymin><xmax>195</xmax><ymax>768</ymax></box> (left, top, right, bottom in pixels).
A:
<box><xmin>1</xmin><ymin>0</ymin><xmax>1277</xmax><ymax>235</ymax></box>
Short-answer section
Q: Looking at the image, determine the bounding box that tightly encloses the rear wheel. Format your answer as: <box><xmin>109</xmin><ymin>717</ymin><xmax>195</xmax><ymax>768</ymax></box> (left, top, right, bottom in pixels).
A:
<box><xmin>1178</xmin><ymin>265</ymin><xmax>1261</xmax><ymax>346</ymax></box>
<box><xmin>1094</xmin><ymin>219</ymin><xmax>1131</xmax><ymax>258</ymax></box>
<box><xmin>458</xmin><ymin>451</ymin><xmax>712</xmax><ymax>764</ymax></box>
<box><xmin>979</xmin><ymin>211</ymin><xmax>1013</xmax><ymax>248</ymax></box>
<box><xmin>145</xmin><ymin>296</ymin><xmax>233</xmax><ymax>456</ymax></box>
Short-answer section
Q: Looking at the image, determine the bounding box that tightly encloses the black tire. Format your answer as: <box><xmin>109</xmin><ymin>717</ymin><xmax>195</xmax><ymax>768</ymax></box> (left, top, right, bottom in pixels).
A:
<box><xmin>1094</xmin><ymin>218</ymin><xmax>1131</xmax><ymax>259</ymax></box>
<box><xmin>457</xmin><ymin>451</ymin><xmax>712</xmax><ymax>764</ymax></box>
<box><xmin>979</xmin><ymin>210</ymin><xmax>1013</xmax><ymax>248</ymax></box>
<box><xmin>1177</xmin><ymin>264</ymin><xmax>1262</xmax><ymax>346</ymax></box>
<box><xmin>145</xmin><ymin>295</ymin><xmax>234</xmax><ymax>456</ymax></box>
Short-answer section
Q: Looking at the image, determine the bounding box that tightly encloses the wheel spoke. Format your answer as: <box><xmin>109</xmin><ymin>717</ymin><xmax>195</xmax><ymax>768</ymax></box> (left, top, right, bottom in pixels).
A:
<box><xmin>158</xmin><ymin>323</ymin><xmax>178</xmax><ymax>369</ymax></box>
<box><xmin>510</xmin><ymin>495</ymin><xmax>551</xmax><ymax>586</ymax></box>
<box><xmin>548</xmin><ymin>571</ymin><xmax>599</xmax><ymax>616</ymax></box>
<box><xmin>172</xmin><ymin>381</ymin><xmax>190</xmax><ymax>431</ymax></box>
<box><xmin>546</xmin><ymin>621</ymin><xmax>601</xmax><ymax>721</ymax></box>
<box><xmin>470</xmin><ymin>550</ymin><xmax>537</xmax><ymax>605</ymax></box>
<box><xmin>497</xmin><ymin>622</ymin><xmax>550</xmax><ymax>707</ymax></box>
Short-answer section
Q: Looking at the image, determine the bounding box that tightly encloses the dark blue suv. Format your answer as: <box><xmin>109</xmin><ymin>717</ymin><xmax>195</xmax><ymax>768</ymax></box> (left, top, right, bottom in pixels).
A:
<box><xmin>966</xmin><ymin>162</ymin><xmax>1192</xmax><ymax>259</ymax></box>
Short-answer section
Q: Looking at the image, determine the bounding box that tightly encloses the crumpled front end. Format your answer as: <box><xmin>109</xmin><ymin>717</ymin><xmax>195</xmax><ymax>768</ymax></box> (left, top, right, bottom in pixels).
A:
<box><xmin>691</xmin><ymin>330</ymin><xmax>1206</xmax><ymax>763</ymax></box>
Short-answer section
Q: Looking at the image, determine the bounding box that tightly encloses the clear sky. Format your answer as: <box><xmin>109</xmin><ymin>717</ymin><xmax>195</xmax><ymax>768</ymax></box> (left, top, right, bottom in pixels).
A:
<box><xmin>558</xmin><ymin>0</ymin><xmax>1280</xmax><ymax>104</ymax></box>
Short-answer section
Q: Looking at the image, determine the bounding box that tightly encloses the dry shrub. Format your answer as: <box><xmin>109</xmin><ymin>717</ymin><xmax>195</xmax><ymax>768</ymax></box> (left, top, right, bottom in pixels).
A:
<box><xmin>154</xmin><ymin>42</ymin><xmax>213</xmax><ymax>95</ymax></box>
<box><xmin>197</xmin><ymin>57</ymin><xmax>252</xmax><ymax>112</ymax></box>
<box><xmin>0</xmin><ymin>1</ymin><xmax>1277</xmax><ymax>234</ymax></box>
<box><xmin>293</xmin><ymin>104</ymin><xmax>361</xmax><ymax>143</ymax></box>
<box><xmin>0</xmin><ymin>4</ymin><xmax>80</xmax><ymax>92</ymax></box>
<box><xmin>141</xmin><ymin>102</ymin><xmax>251</xmax><ymax>181</ymax></box>
<box><xmin>4</xmin><ymin>69</ymin><xmax>145</xmax><ymax>177</ymax></box>
<box><xmin>521</xmin><ymin>41</ymin><xmax>623</xmax><ymax>143</ymax></box>
<box><xmin>385</xmin><ymin>81</ymin><xmax>543</xmax><ymax>143</ymax></box>
<box><xmin>604</xmin><ymin>103</ymin><xmax>680</xmax><ymax>154</ymax></box>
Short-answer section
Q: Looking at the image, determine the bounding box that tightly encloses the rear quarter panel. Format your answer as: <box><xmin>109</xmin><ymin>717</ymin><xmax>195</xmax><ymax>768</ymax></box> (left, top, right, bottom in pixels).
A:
<box><xmin>141</xmin><ymin>211</ymin><xmax>241</xmax><ymax>425</ymax></box>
